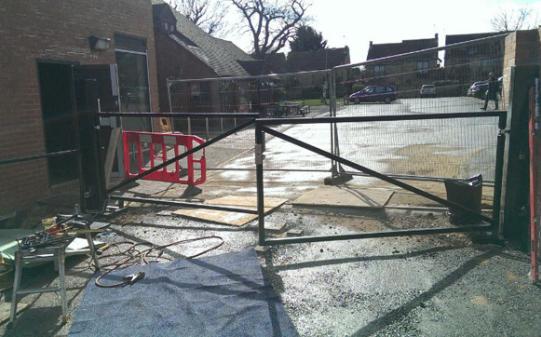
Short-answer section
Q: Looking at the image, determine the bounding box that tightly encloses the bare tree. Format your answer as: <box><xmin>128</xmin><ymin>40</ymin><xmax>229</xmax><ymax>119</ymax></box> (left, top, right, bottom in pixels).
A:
<box><xmin>168</xmin><ymin>0</ymin><xmax>229</xmax><ymax>36</ymax></box>
<box><xmin>491</xmin><ymin>8</ymin><xmax>535</xmax><ymax>31</ymax></box>
<box><xmin>231</xmin><ymin>0</ymin><xmax>309</xmax><ymax>59</ymax></box>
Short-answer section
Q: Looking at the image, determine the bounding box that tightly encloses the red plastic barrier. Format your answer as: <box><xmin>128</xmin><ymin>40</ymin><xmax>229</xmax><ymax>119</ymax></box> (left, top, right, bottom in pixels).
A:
<box><xmin>122</xmin><ymin>131</ymin><xmax>206</xmax><ymax>185</ymax></box>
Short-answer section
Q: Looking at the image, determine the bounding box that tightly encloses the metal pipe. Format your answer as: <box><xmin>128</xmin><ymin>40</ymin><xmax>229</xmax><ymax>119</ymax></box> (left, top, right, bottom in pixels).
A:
<box><xmin>110</xmin><ymin>195</ymin><xmax>258</xmax><ymax>214</ymax></box>
<box><xmin>98</xmin><ymin>112</ymin><xmax>259</xmax><ymax>118</ymax></box>
<box><xmin>263</xmin><ymin>224</ymin><xmax>493</xmax><ymax>245</ymax></box>
<box><xmin>167</xmin><ymin>81</ymin><xmax>173</xmax><ymax>113</ymax></box>
<box><xmin>344</xmin><ymin>170</ymin><xmax>496</xmax><ymax>185</ymax></box>
<box><xmin>0</xmin><ymin>149</ymin><xmax>79</xmax><ymax>166</ymax></box>
<box><xmin>530</xmin><ymin>81</ymin><xmax>539</xmax><ymax>283</ymax></box>
<box><xmin>536</xmin><ymin>78</ymin><xmax>541</xmax><ymax>131</ymax></box>
<box><xmin>167</xmin><ymin>68</ymin><xmax>331</xmax><ymax>84</ymax></box>
<box><xmin>108</xmin><ymin>119</ymin><xmax>255</xmax><ymax>193</ymax></box>
<box><xmin>206</xmin><ymin>167</ymin><xmax>331</xmax><ymax>173</ymax></box>
<box><xmin>255</xmin><ymin>124</ymin><xmax>266</xmax><ymax>246</ymax></box>
<box><xmin>333</xmin><ymin>32</ymin><xmax>509</xmax><ymax>70</ymax></box>
<box><xmin>493</xmin><ymin>112</ymin><xmax>507</xmax><ymax>236</ymax></box>
<box><xmin>259</xmin><ymin>125</ymin><xmax>493</xmax><ymax>224</ymax></box>
<box><xmin>258</xmin><ymin>111</ymin><xmax>504</xmax><ymax>125</ymax></box>
<box><xmin>329</xmin><ymin>71</ymin><xmax>338</xmax><ymax>175</ymax></box>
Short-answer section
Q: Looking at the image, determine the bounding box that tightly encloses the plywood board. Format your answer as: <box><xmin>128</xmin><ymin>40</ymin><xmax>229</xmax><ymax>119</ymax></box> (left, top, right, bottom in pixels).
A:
<box><xmin>205</xmin><ymin>195</ymin><xmax>287</xmax><ymax>209</ymax></box>
<box><xmin>292</xmin><ymin>186</ymin><xmax>393</xmax><ymax>209</ymax></box>
<box><xmin>173</xmin><ymin>208</ymin><xmax>257</xmax><ymax>227</ymax></box>
<box><xmin>172</xmin><ymin>195</ymin><xmax>288</xmax><ymax>227</ymax></box>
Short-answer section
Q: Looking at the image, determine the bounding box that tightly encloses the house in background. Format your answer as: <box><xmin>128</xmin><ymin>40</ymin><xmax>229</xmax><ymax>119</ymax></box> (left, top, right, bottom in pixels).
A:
<box><xmin>153</xmin><ymin>0</ymin><xmax>289</xmax><ymax>127</ymax></box>
<box><xmin>444</xmin><ymin>32</ymin><xmax>505</xmax><ymax>83</ymax></box>
<box><xmin>0</xmin><ymin>0</ymin><xmax>160</xmax><ymax>214</ymax></box>
<box><xmin>363</xmin><ymin>34</ymin><xmax>440</xmax><ymax>97</ymax></box>
<box><xmin>283</xmin><ymin>47</ymin><xmax>351</xmax><ymax>100</ymax></box>
<box><xmin>287</xmin><ymin>47</ymin><xmax>351</xmax><ymax>72</ymax></box>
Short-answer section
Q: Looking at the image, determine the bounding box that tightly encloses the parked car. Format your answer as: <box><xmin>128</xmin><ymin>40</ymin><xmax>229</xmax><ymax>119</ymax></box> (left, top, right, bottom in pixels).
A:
<box><xmin>467</xmin><ymin>77</ymin><xmax>503</xmax><ymax>98</ymax></box>
<box><xmin>420</xmin><ymin>84</ymin><xmax>436</xmax><ymax>98</ymax></box>
<box><xmin>349</xmin><ymin>85</ymin><xmax>397</xmax><ymax>104</ymax></box>
<box><xmin>432</xmin><ymin>80</ymin><xmax>462</xmax><ymax>97</ymax></box>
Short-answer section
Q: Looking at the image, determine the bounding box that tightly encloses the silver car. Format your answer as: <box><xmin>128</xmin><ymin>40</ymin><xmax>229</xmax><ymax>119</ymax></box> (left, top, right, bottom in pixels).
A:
<box><xmin>420</xmin><ymin>84</ymin><xmax>436</xmax><ymax>97</ymax></box>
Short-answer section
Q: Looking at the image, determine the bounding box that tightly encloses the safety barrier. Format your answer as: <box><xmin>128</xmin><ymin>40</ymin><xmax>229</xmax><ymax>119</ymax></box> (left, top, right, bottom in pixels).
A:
<box><xmin>122</xmin><ymin>131</ymin><xmax>206</xmax><ymax>186</ymax></box>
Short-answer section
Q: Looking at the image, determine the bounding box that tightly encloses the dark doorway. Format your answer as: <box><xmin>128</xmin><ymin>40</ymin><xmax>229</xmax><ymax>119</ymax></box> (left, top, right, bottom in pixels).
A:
<box><xmin>74</xmin><ymin>64</ymin><xmax>118</xmax><ymax>212</ymax></box>
<box><xmin>37</xmin><ymin>62</ymin><xmax>78</xmax><ymax>185</ymax></box>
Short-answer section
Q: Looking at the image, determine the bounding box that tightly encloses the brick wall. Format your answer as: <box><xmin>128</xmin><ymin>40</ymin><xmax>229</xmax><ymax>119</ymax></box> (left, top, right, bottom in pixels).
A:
<box><xmin>153</xmin><ymin>27</ymin><xmax>217</xmax><ymax>112</ymax></box>
<box><xmin>501</xmin><ymin>29</ymin><xmax>541</xmax><ymax>242</ymax></box>
<box><xmin>0</xmin><ymin>0</ymin><xmax>159</xmax><ymax>214</ymax></box>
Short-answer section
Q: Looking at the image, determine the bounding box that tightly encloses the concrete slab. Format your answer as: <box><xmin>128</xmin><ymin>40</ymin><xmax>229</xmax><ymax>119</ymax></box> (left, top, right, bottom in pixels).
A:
<box><xmin>172</xmin><ymin>195</ymin><xmax>288</xmax><ymax>227</ymax></box>
<box><xmin>205</xmin><ymin>195</ymin><xmax>287</xmax><ymax>210</ymax></box>
<box><xmin>292</xmin><ymin>186</ymin><xmax>393</xmax><ymax>209</ymax></box>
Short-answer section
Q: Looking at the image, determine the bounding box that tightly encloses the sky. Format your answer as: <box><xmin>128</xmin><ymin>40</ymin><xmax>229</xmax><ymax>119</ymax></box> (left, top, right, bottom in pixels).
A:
<box><xmin>222</xmin><ymin>0</ymin><xmax>541</xmax><ymax>63</ymax></box>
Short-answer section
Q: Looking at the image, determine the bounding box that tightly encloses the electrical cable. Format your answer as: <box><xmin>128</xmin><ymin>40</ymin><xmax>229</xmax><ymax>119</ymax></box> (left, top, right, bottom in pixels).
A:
<box><xmin>94</xmin><ymin>235</ymin><xmax>224</xmax><ymax>288</ymax></box>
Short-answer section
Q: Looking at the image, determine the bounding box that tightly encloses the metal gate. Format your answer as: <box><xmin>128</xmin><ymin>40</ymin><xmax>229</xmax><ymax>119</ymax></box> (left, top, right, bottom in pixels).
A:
<box><xmin>254</xmin><ymin>111</ymin><xmax>506</xmax><ymax>245</ymax></box>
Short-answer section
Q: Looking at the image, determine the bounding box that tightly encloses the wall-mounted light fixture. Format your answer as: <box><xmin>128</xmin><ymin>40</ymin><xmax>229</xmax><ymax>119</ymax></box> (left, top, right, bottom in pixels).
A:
<box><xmin>88</xmin><ymin>35</ymin><xmax>111</xmax><ymax>51</ymax></box>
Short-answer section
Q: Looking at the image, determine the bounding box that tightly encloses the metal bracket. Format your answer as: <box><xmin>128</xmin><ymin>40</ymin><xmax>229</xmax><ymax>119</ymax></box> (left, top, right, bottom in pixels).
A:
<box><xmin>255</xmin><ymin>144</ymin><xmax>265</xmax><ymax>165</ymax></box>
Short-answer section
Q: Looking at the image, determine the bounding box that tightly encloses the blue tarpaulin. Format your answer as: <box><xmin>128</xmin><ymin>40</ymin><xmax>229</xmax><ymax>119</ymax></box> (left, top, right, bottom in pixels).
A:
<box><xmin>69</xmin><ymin>249</ymin><xmax>298</xmax><ymax>337</ymax></box>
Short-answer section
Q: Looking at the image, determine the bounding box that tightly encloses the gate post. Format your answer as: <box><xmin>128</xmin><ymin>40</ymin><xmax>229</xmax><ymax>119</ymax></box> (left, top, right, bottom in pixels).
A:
<box><xmin>325</xmin><ymin>69</ymin><xmax>353</xmax><ymax>185</ymax></box>
<box><xmin>502</xmin><ymin>65</ymin><xmax>540</xmax><ymax>245</ymax></box>
<box><xmin>255</xmin><ymin>123</ymin><xmax>266</xmax><ymax>245</ymax></box>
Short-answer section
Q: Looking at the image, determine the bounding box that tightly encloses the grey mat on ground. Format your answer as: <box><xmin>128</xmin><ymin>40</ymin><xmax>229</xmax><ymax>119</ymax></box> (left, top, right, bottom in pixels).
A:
<box><xmin>69</xmin><ymin>249</ymin><xmax>298</xmax><ymax>337</ymax></box>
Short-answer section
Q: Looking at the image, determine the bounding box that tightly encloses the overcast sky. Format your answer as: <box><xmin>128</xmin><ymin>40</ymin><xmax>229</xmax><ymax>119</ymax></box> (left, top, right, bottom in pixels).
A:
<box><xmin>223</xmin><ymin>0</ymin><xmax>541</xmax><ymax>63</ymax></box>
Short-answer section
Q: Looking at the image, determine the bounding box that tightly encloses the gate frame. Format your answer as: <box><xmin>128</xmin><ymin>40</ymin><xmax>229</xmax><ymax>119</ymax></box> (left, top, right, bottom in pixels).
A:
<box><xmin>255</xmin><ymin>111</ymin><xmax>507</xmax><ymax>246</ymax></box>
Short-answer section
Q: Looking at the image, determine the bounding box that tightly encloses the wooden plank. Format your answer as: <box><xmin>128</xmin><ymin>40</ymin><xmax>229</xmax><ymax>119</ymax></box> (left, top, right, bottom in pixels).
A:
<box><xmin>172</xmin><ymin>195</ymin><xmax>288</xmax><ymax>227</ymax></box>
<box><xmin>172</xmin><ymin>209</ymin><xmax>257</xmax><ymax>227</ymax></box>
<box><xmin>205</xmin><ymin>195</ymin><xmax>287</xmax><ymax>209</ymax></box>
<box><xmin>292</xmin><ymin>186</ymin><xmax>393</xmax><ymax>209</ymax></box>
<box><xmin>104</xmin><ymin>127</ymin><xmax>121</xmax><ymax>189</ymax></box>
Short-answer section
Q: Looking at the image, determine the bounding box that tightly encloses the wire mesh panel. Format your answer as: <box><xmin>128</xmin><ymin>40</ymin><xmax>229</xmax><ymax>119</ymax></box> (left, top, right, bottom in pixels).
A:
<box><xmin>167</xmin><ymin>71</ymin><xmax>334</xmax><ymax>172</ymax></box>
<box><xmin>335</xmin><ymin>116</ymin><xmax>499</xmax><ymax>181</ymax></box>
<box><xmin>334</xmin><ymin>35</ymin><xmax>505</xmax><ymax>114</ymax></box>
<box><xmin>163</xmin><ymin>35</ymin><xmax>506</xmax><ymax>182</ymax></box>
<box><xmin>332</xmin><ymin>36</ymin><xmax>506</xmax><ymax>182</ymax></box>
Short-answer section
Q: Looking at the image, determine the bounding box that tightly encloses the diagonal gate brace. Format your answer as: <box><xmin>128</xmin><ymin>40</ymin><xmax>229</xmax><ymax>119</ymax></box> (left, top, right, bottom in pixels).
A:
<box><xmin>259</xmin><ymin>125</ymin><xmax>493</xmax><ymax>225</ymax></box>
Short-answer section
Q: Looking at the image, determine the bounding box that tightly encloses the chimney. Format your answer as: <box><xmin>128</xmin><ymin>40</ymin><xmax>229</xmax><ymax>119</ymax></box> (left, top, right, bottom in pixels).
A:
<box><xmin>369</xmin><ymin>41</ymin><xmax>373</xmax><ymax>46</ymax></box>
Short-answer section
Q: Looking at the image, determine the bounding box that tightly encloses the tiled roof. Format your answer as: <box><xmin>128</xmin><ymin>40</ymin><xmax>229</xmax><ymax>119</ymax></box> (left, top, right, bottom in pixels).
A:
<box><xmin>153</xmin><ymin>1</ymin><xmax>253</xmax><ymax>77</ymax></box>
<box><xmin>445</xmin><ymin>32</ymin><xmax>504</xmax><ymax>45</ymax></box>
<box><xmin>287</xmin><ymin>47</ymin><xmax>350</xmax><ymax>72</ymax></box>
<box><xmin>367</xmin><ymin>36</ymin><xmax>438</xmax><ymax>60</ymax></box>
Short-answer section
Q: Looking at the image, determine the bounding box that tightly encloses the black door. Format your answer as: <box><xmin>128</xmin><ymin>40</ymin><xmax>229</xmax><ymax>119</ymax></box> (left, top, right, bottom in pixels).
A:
<box><xmin>37</xmin><ymin>62</ymin><xmax>78</xmax><ymax>185</ymax></box>
<box><xmin>74</xmin><ymin>65</ymin><xmax>117</xmax><ymax>212</ymax></box>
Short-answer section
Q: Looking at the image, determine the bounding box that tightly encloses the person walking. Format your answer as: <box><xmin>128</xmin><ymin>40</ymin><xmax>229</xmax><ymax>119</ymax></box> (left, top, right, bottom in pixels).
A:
<box><xmin>481</xmin><ymin>72</ymin><xmax>499</xmax><ymax>110</ymax></box>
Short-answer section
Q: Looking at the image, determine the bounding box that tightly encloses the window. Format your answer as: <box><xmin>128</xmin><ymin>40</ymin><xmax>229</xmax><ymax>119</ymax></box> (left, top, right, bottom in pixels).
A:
<box><xmin>191</xmin><ymin>83</ymin><xmax>201</xmax><ymax>97</ymax></box>
<box><xmin>374</xmin><ymin>65</ymin><xmax>385</xmax><ymax>76</ymax></box>
<box><xmin>115</xmin><ymin>34</ymin><xmax>151</xmax><ymax>131</ymax></box>
<box><xmin>416</xmin><ymin>60</ymin><xmax>430</xmax><ymax>74</ymax></box>
<box><xmin>468</xmin><ymin>46</ymin><xmax>478</xmax><ymax>56</ymax></box>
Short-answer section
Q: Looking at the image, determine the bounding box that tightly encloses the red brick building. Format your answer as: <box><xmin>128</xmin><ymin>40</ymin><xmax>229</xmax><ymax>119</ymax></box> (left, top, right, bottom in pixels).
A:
<box><xmin>152</xmin><ymin>1</ymin><xmax>260</xmax><ymax>116</ymax></box>
<box><xmin>0</xmin><ymin>0</ymin><xmax>160</xmax><ymax>215</ymax></box>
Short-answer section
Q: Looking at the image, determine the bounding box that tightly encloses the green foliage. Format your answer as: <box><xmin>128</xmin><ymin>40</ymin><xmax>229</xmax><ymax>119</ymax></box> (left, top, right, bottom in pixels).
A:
<box><xmin>290</xmin><ymin>25</ymin><xmax>327</xmax><ymax>52</ymax></box>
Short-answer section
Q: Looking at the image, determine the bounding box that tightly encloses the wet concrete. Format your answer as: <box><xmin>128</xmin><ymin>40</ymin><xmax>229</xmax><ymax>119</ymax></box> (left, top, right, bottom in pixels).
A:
<box><xmin>2</xmin><ymin>203</ymin><xmax>541</xmax><ymax>337</ymax></box>
<box><xmin>2</xmin><ymin>99</ymin><xmax>536</xmax><ymax>336</ymax></box>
